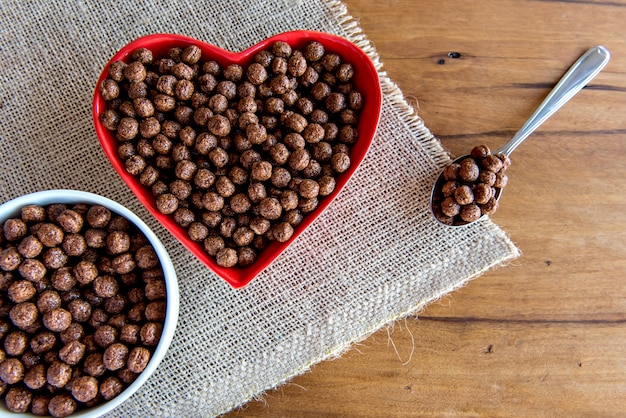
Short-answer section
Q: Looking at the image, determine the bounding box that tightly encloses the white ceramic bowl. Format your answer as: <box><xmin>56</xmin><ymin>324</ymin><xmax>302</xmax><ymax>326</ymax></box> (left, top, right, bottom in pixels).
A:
<box><xmin>0</xmin><ymin>190</ymin><xmax>179</xmax><ymax>417</ymax></box>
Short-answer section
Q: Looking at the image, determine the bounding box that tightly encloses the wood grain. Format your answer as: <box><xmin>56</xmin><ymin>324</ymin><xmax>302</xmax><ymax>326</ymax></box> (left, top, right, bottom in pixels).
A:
<box><xmin>223</xmin><ymin>0</ymin><xmax>626</xmax><ymax>416</ymax></box>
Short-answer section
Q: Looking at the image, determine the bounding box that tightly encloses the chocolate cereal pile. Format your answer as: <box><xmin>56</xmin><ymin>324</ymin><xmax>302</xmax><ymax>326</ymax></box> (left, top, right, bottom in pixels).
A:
<box><xmin>431</xmin><ymin>145</ymin><xmax>510</xmax><ymax>226</ymax></box>
<box><xmin>0</xmin><ymin>203</ymin><xmax>167</xmax><ymax>416</ymax></box>
<box><xmin>98</xmin><ymin>40</ymin><xmax>364</xmax><ymax>268</ymax></box>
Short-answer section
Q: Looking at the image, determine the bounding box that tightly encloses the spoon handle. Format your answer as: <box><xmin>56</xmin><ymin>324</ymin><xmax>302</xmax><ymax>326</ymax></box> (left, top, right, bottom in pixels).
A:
<box><xmin>498</xmin><ymin>45</ymin><xmax>611</xmax><ymax>157</ymax></box>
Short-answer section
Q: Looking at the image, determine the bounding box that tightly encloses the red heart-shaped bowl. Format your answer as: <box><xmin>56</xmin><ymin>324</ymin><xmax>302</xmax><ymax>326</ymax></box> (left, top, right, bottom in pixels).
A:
<box><xmin>93</xmin><ymin>31</ymin><xmax>381</xmax><ymax>288</ymax></box>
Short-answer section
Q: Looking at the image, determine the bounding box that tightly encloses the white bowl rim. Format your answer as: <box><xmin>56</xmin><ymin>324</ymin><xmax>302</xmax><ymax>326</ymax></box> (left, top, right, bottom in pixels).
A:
<box><xmin>0</xmin><ymin>190</ymin><xmax>179</xmax><ymax>418</ymax></box>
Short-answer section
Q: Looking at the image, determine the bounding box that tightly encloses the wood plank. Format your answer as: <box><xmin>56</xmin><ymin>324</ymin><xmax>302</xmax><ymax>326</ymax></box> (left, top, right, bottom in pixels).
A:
<box><xmin>226</xmin><ymin>320</ymin><xmax>626</xmax><ymax>417</ymax></box>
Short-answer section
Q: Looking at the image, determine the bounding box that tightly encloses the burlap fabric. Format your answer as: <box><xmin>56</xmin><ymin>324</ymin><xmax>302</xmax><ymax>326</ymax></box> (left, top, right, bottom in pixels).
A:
<box><xmin>0</xmin><ymin>0</ymin><xmax>520</xmax><ymax>416</ymax></box>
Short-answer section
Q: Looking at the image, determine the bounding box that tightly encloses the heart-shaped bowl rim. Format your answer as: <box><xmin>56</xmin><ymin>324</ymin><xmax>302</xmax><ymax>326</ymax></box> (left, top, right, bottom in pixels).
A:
<box><xmin>93</xmin><ymin>30</ymin><xmax>382</xmax><ymax>289</ymax></box>
<box><xmin>0</xmin><ymin>190</ymin><xmax>179</xmax><ymax>418</ymax></box>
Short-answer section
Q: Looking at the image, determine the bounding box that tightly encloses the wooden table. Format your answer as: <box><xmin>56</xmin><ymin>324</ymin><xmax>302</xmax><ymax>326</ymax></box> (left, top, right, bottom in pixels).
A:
<box><xmin>225</xmin><ymin>1</ymin><xmax>626</xmax><ymax>416</ymax></box>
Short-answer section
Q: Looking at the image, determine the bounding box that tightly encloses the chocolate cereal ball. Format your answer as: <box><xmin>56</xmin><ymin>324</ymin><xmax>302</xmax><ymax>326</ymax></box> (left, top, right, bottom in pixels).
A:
<box><xmin>318</xmin><ymin>175</ymin><xmax>336</xmax><ymax>196</ymax></box>
<box><xmin>207</xmin><ymin>115</ymin><xmax>231</xmax><ymax>137</ymax></box>
<box><xmin>0</xmin><ymin>247</ymin><xmax>21</xmax><ymax>271</ymax></box>
<box><xmin>232</xmin><ymin>227</ymin><xmax>254</xmax><ymax>247</ymax></box>
<box><xmin>278</xmin><ymin>191</ymin><xmax>297</xmax><ymax>212</ymax></box>
<box><xmin>443</xmin><ymin>163</ymin><xmax>461</xmax><ymax>181</ymax></box>
<box><xmin>203</xmin><ymin>236</ymin><xmax>225</xmax><ymax>257</ymax></box>
<box><xmin>459</xmin><ymin>158</ymin><xmax>480</xmax><ymax>182</ymax></box>
<box><xmin>187</xmin><ymin>222</ymin><xmax>209</xmax><ymax>242</ymax></box>
<box><xmin>107</xmin><ymin>230</ymin><xmax>130</xmax><ymax>255</ymax></box>
<box><xmin>215</xmin><ymin>248</ymin><xmax>238</xmax><ymax>268</ymax></box>
<box><xmin>22</xmin><ymin>351</ymin><xmax>42</xmax><ymax>369</ymax></box>
<box><xmin>124</xmin><ymin>61</ymin><xmax>147</xmax><ymax>82</ymax></box>
<box><xmin>259</xmin><ymin>198</ymin><xmax>282</xmax><ymax>220</ymax></box>
<box><xmin>170</xmin><ymin>180</ymin><xmax>192</xmax><ymax>201</ymax></box>
<box><xmin>73</xmin><ymin>260</ymin><xmax>98</xmax><ymax>284</ymax></box>
<box><xmin>67</xmin><ymin>299</ymin><xmax>91</xmax><ymax>323</ymax></box>
<box><xmin>182</xmin><ymin>45</ymin><xmax>201</xmax><ymax>65</ymax></box>
<box><xmin>156</xmin><ymin>194</ymin><xmax>179</xmax><ymax>215</ymax></box>
<box><xmin>85</xmin><ymin>229</ymin><xmax>107</xmax><ymax>249</ymax></box>
<box><xmin>20</xmin><ymin>204</ymin><xmax>46</xmax><ymax>223</ymax></box>
<box><xmin>246</xmin><ymin>63</ymin><xmax>268</xmax><ymax>85</ymax></box>
<box><xmin>272</xmin><ymin>222</ymin><xmax>294</xmax><ymax>243</ymax></box>
<box><xmin>93</xmin><ymin>275</ymin><xmax>119</xmax><ymax>299</ymax></box>
<box><xmin>482</xmin><ymin>154</ymin><xmax>504</xmax><ymax>172</ymax></box>
<box><xmin>304</xmin><ymin>41</ymin><xmax>325</xmax><ymax>61</ymax></box>
<box><xmin>331</xmin><ymin>152</ymin><xmax>350</xmax><ymax>173</ymax></box>
<box><xmin>441</xmin><ymin>181</ymin><xmax>458</xmax><ymax>198</ymax></box>
<box><xmin>135</xmin><ymin>245</ymin><xmax>159</xmax><ymax>270</ymax></box>
<box><xmin>284</xmin><ymin>112</ymin><xmax>308</xmax><ymax>133</ymax></box>
<box><xmin>236</xmin><ymin>247</ymin><xmax>256</xmax><ymax>267</ymax></box>
<box><xmin>48</xmin><ymin>393</ymin><xmax>76</xmax><ymax>418</ymax></box>
<box><xmin>18</xmin><ymin>258</ymin><xmax>46</xmax><ymax>282</ymax></box>
<box><xmin>105</xmin><ymin>295</ymin><xmax>126</xmax><ymax>315</ymax></box>
<box><xmin>215</xmin><ymin>176</ymin><xmax>235</xmax><ymax>197</ymax></box>
<box><xmin>202</xmin><ymin>192</ymin><xmax>224</xmax><ymax>212</ymax></box>
<box><xmin>289</xmin><ymin>149</ymin><xmax>310</xmax><ymax>171</ymax></box>
<box><xmin>3</xmin><ymin>218</ymin><xmax>27</xmax><ymax>242</ymax></box>
<box><xmin>60</xmin><ymin>322</ymin><xmax>84</xmax><ymax>344</ymax></box>
<box><xmin>71</xmin><ymin>375</ymin><xmax>99</xmax><ymax>403</ymax></box>
<box><xmin>103</xmin><ymin>343</ymin><xmax>128</xmax><ymax>371</ymax></box>
<box><xmin>4</xmin><ymin>386</ymin><xmax>31</xmax><ymax>413</ymax></box>
<box><xmin>83</xmin><ymin>353</ymin><xmax>106</xmax><ymax>377</ymax></box>
<box><xmin>218</xmin><ymin>216</ymin><xmax>235</xmax><ymax>235</ymax></box>
<box><xmin>43</xmin><ymin>308</ymin><xmax>72</xmax><ymax>333</ymax></box>
<box><xmin>56</xmin><ymin>210</ymin><xmax>84</xmax><ymax>234</ymax></box>
<box><xmin>8</xmin><ymin>280</ymin><xmax>37</xmax><ymax>303</ymax></box>
<box><xmin>474</xmin><ymin>183</ymin><xmax>493</xmax><ymax>205</ymax></box>
<box><xmin>108</xmin><ymin>215</ymin><xmax>130</xmax><ymax>232</ymax></box>
<box><xmin>298</xmin><ymin>198</ymin><xmax>318</xmax><ymax>214</ymax></box>
<box><xmin>47</xmin><ymin>361</ymin><xmax>72</xmax><ymax>388</ymax></box>
<box><xmin>30</xmin><ymin>395</ymin><xmax>51</xmax><ymax>416</ymax></box>
<box><xmin>30</xmin><ymin>331</ymin><xmax>56</xmax><ymax>354</ymax></box>
<box><xmin>62</xmin><ymin>234</ymin><xmax>87</xmax><ymax>256</ymax></box>
<box><xmin>494</xmin><ymin>171</ymin><xmax>508</xmax><ymax>188</ymax></box>
<box><xmin>4</xmin><ymin>331</ymin><xmax>28</xmax><ymax>356</ymax></box>
<box><xmin>299</xmin><ymin>179</ymin><xmax>320</xmax><ymax>199</ymax></box>
<box><xmin>230</xmin><ymin>193</ymin><xmax>252</xmax><ymax>214</ymax></box>
<box><xmin>23</xmin><ymin>364</ymin><xmax>47</xmax><ymax>390</ymax></box>
<box><xmin>251</xmin><ymin>160</ymin><xmax>272</xmax><ymax>181</ymax></box>
<box><xmin>99</xmin><ymin>376</ymin><xmax>123</xmax><ymax>401</ymax></box>
<box><xmin>120</xmin><ymin>324</ymin><xmax>141</xmax><ymax>346</ymax></box>
<box><xmin>87</xmin><ymin>205</ymin><xmax>111</xmax><ymax>228</ymax></box>
<box><xmin>479</xmin><ymin>170</ymin><xmax>496</xmax><ymax>186</ymax></box>
<box><xmin>58</xmin><ymin>340</ymin><xmax>86</xmax><ymax>365</ymax></box>
<box><xmin>9</xmin><ymin>302</ymin><xmax>38</xmax><ymax>329</ymax></box>
<box><xmin>51</xmin><ymin>267</ymin><xmax>77</xmax><ymax>291</ymax></box>
<box><xmin>208</xmin><ymin>147</ymin><xmax>229</xmax><ymax>168</ymax></box>
<box><xmin>144</xmin><ymin>279</ymin><xmax>166</xmax><ymax>301</ymax></box>
<box><xmin>454</xmin><ymin>185</ymin><xmax>474</xmax><ymax>205</ymax></box>
<box><xmin>126</xmin><ymin>346</ymin><xmax>151</xmax><ymax>374</ymax></box>
<box><xmin>0</xmin><ymin>358</ymin><xmax>24</xmax><ymax>384</ymax></box>
<box><xmin>481</xmin><ymin>197</ymin><xmax>499</xmax><ymax>215</ymax></box>
<box><xmin>36</xmin><ymin>223</ymin><xmax>64</xmax><ymax>247</ymax></box>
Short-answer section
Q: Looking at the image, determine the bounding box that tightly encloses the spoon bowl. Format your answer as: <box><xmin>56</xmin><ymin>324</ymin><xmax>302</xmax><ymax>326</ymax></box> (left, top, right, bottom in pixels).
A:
<box><xmin>431</xmin><ymin>45</ymin><xmax>611</xmax><ymax>227</ymax></box>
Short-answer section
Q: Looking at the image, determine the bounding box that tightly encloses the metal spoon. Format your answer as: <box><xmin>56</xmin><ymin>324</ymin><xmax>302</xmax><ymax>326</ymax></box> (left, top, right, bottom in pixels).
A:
<box><xmin>430</xmin><ymin>45</ymin><xmax>611</xmax><ymax>227</ymax></box>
